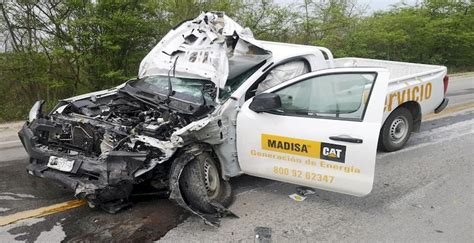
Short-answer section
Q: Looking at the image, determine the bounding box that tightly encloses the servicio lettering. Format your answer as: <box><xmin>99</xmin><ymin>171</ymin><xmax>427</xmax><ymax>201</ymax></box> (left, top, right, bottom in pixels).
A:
<box><xmin>385</xmin><ymin>82</ymin><xmax>432</xmax><ymax>112</ymax></box>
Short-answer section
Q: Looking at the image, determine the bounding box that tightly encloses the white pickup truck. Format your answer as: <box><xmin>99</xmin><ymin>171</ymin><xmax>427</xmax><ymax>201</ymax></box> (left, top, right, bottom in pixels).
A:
<box><xmin>19</xmin><ymin>12</ymin><xmax>448</xmax><ymax>223</ymax></box>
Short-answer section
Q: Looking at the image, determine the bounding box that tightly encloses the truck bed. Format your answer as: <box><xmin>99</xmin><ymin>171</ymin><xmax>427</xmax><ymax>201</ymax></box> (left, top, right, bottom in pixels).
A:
<box><xmin>333</xmin><ymin>57</ymin><xmax>446</xmax><ymax>82</ymax></box>
<box><xmin>332</xmin><ymin>57</ymin><xmax>447</xmax><ymax>120</ymax></box>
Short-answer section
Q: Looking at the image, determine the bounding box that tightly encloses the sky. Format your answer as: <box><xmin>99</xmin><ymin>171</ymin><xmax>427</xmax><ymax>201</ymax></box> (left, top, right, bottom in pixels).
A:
<box><xmin>358</xmin><ymin>0</ymin><xmax>418</xmax><ymax>11</ymax></box>
<box><xmin>276</xmin><ymin>0</ymin><xmax>419</xmax><ymax>12</ymax></box>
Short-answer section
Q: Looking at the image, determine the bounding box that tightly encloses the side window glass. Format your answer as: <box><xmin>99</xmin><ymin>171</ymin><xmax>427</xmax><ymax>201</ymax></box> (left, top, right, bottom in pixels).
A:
<box><xmin>273</xmin><ymin>73</ymin><xmax>376</xmax><ymax>120</ymax></box>
<box><xmin>256</xmin><ymin>60</ymin><xmax>309</xmax><ymax>94</ymax></box>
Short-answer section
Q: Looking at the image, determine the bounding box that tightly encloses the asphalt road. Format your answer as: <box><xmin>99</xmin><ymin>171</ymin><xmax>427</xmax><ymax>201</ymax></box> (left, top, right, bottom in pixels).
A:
<box><xmin>0</xmin><ymin>74</ymin><xmax>473</xmax><ymax>242</ymax></box>
<box><xmin>445</xmin><ymin>73</ymin><xmax>474</xmax><ymax>107</ymax></box>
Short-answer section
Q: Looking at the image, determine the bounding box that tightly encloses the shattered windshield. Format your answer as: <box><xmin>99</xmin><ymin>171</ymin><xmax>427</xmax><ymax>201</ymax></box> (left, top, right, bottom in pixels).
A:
<box><xmin>219</xmin><ymin>61</ymin><xmax>266</xmax><ymax>100</ymax></box>
<box><xmin>131</xmin><ymin>61</ymin><xmax>265</xmax><ymax>103</ymax></box>
<box><xmin>132</xmin><ymin>75</ymin><xmax>216</xmax><ymax>104</ymax></box>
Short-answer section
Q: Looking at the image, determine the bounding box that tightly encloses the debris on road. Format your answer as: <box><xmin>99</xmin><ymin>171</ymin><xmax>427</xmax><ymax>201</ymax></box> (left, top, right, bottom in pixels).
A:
<box><xmin>296</xmin><ymin>186</ymin><xmax>316</xmax><ymax>196</ymax></box>
<box><xmin>288</xmin><ymin>193</ymin><xmax>306</xmax><ymax>202</ymax></box>
<box><xmin>288</xmin><ymin>186</ymin><xmax>317</xmax><ymax>202</ymax></box>
<box><xmin>254</xmin><ymin>226</ymin><xmax>272</xmax><ymax>243</ymax></box>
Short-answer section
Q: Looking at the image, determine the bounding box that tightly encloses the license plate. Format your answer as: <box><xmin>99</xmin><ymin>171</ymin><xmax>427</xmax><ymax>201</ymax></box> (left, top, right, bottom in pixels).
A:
<box><xmin>47</xmin><ymin>156</ymin><xmax>75</xmax><ymax>172</ymax></box>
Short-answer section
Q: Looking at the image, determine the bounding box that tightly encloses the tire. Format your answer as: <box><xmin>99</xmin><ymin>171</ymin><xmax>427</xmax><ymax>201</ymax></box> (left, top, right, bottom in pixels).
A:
<box><xmin>179</xmin><ymin>152</ymin><xmax>232</xmax><ymax>213</ymax></box>
<box><xmin>379</xmin><ymin>107</ymin><xmax>413</xmax><ymax>152</ymax></box>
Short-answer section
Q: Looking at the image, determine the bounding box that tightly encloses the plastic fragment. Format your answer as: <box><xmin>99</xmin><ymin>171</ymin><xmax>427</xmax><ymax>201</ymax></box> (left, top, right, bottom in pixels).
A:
<box><xmin>296</xmin><ymin>186</ymin><xmax>316</xmax><ymax>196</ymax></box>
<box><xmin>288</xmin><ymin>193</ymin><xmax>306</xmax><ymax>202</ymax></box>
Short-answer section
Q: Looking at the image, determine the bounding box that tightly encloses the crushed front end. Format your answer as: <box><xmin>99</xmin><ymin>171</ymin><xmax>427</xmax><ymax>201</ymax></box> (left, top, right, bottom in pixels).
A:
<box><xmin>18</xmin><ymin>11</ymin><xmax>270</xmax><ymax>224</ymax></box>
<box><xmin>18</xmin><ymin>88</ymin><xmax>206</xmax><ymax>212</ymax></box>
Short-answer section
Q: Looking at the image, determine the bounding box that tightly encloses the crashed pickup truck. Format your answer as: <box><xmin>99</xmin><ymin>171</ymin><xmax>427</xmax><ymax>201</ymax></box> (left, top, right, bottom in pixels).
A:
<box><xmin>19</xmin><ymin>12</ymin><xmax>449</xmax><ymax>224</ymax></box>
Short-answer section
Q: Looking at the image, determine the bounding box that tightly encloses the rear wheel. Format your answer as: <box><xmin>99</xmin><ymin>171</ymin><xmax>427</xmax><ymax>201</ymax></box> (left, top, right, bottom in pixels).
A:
<box><xmin>379</xmin><ymin>107</ymin><xmax>413</xmax><ymax>152</ymax></box>
<box><xmin>179</xmin><ymin>152</ymin><xmax>232</xmax><ymax>213</ymax></box>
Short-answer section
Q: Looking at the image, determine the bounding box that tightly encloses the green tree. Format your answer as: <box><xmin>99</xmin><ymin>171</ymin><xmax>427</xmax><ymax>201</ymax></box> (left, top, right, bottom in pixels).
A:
<box><xmin>0</xmin><ymin>0</ymin><xmax>472</xmax><ymax>122</ymax></box>
<box><xmin>342</xmin><ymin>0</ymin><xmax>473</xmax><ymax>69</ymax></box>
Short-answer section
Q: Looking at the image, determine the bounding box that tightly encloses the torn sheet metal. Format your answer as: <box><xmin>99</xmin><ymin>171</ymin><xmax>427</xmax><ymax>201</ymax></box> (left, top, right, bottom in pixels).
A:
<box><xmin>131</xmin><ymin>135</ymin><xmax>179</xmax><ymax>177</ymax></box>
<box><xmin>139</xmin><ymin>12</ymin><xmax>272</xmax><ymax>89</ymax></box>
<box><xmin>172</xmin><ymin>115</ymin><xmax>228</xmax><ymax>145</ymax></box>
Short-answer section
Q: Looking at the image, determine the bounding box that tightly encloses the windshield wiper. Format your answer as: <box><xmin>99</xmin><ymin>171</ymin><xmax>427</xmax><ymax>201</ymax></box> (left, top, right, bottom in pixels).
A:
<box><xmin>120</xmin><ymin>88</ymin><xmax>160</xmax><ymax>109</ymax></box>
<box><xmin>166</xmin><ymin>56</ymin><xmax>180</xmax><ymax>103</ymax></box>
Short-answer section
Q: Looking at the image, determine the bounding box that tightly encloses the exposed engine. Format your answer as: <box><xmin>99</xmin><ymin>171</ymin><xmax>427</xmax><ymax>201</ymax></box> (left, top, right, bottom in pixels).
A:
<box><xmin>36</xmin><ymin>93</ymin><xmax>191</xmax><ymax>158</ymax></box>
<box><xmin>19</xmin><ymin>91</ymin><xmax>204</xmax><ymax>213</ymax></box>
<box><xmin>18</xmin><ymin>80</ymin><xmax>227</xmax><ymax>214</ymax></box>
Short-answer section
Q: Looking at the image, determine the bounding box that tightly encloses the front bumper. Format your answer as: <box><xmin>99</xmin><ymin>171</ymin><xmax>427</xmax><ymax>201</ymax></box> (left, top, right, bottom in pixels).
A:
<box><xmin>18</xmin><ymin>122</ymin><xmax>148</xmax><ymax>209</ymax></box>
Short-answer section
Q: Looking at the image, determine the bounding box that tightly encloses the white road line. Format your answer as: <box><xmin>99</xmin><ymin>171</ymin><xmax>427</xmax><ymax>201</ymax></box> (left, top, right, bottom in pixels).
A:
<box><xmin>378</xmin><ymin>119</ymin><xmax>474</xmax><ymax>159</ymax></box>
<box><xmin>0</xmin><ymin>140</ymin><xmax>21</xmax><ymax>146</ymax></box>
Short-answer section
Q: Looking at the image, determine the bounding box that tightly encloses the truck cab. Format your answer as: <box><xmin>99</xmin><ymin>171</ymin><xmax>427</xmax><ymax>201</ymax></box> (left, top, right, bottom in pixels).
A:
<box><xmin>210</xmin><ymin>44</ymin><xmax>390</xmax><ymax>196</ymax></box>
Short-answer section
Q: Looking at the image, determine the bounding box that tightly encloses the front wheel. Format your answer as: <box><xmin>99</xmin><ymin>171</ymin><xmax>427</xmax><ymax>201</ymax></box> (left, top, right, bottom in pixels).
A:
<box><xmin>179</xmin><ymin>152</ymin><xmax>232</xmax><ymax>213</ymax></box>
<box><xmin>379</xmin><ymin>107</ymin><xmax>413</xmax><ymax>152</ymax></box>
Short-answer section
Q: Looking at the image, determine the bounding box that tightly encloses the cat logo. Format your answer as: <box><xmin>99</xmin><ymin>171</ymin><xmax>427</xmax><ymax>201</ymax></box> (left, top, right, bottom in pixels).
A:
<box><xmin>324</xmin><ymin>148</ymin><xmax>341</xmax><ymax>158</ymax></box>
<box><xmin>320</xmin><ymin>142</ymin><xmax>346</xmax><ymax>163</ymax></box>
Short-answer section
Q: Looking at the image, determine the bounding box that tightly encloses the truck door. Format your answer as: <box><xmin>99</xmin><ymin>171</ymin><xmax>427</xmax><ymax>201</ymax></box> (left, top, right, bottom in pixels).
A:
<box><xmin>236</xmin><ymin>68</ymin><xmax>389</xmax><ymax>196</ymax></box>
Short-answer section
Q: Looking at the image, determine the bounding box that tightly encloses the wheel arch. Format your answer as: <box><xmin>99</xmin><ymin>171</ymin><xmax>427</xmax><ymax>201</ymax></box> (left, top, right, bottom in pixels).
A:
<box><xmin>172</xmin><ymin>142</ymin><xmax>233</xmax><ymax>215</ymax></box>
<box><xmin>398</xmin><ymin>101</ymin><xmax>422</xmax><ymax>132</ymax></box>
<box><xmin>174</xmin><ymin>142</ymin><xmax>230</xmax><ymax>181</ymax></box>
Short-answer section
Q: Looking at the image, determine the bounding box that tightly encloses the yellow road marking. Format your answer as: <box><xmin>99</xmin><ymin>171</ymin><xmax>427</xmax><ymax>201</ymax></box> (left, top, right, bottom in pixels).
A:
<box><xmin>423</xmin><ymin>102</ymin><xmax>474</xmax><ymax>121</ymax></box>
<box><xmin>0</xmin><ymin>199</ymin><xmax>86</xmax><ymax>227</ymax></box>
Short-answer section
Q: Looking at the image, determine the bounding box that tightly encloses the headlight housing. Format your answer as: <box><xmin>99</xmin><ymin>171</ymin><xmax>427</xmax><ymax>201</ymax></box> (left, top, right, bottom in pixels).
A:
<box><xmin>28</xmin><ymin>100</ymin><xmax>44</xmax><ymax>122</ymax></box>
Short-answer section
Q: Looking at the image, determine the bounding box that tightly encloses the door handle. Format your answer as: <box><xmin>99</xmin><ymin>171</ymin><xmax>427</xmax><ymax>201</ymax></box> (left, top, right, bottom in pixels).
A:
<box><xmin>329</xmin><ymin>136</ymin><xmax>363</xmax><ymax>144</ymax></box>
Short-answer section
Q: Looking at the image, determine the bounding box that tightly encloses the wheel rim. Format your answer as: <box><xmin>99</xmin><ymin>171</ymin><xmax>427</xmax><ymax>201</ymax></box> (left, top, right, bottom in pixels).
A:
<box><xmin>389</xmin><ymin>116</ymin><xmax>409</xmax><ymax>144</ymax></box>
<box><xmin>203</xmin><ymin>159</ymin><xmax>220</xmax><ymax>199</ymax></box>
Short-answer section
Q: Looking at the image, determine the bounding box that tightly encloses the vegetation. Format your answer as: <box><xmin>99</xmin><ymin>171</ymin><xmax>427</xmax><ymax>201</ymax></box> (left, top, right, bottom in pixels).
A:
<box><xmin>0</xmin><ymin>0</ymin><xmax>472</xmax><ymax>122</ymax></box>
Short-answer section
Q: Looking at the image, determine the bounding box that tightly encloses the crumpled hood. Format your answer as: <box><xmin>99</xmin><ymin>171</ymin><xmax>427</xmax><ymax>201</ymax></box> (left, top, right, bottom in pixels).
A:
<box><xmin>138</xmin><ymin>12</ymin><xmax>272</xmax><ymax>89</ymax></box>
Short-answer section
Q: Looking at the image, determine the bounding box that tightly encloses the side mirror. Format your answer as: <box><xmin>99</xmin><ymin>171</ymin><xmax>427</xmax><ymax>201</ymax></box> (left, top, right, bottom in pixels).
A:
<box><xmin>249</xmin><ymin>93</ymin><xmax>281</xmax><ymax>113</ymax></box>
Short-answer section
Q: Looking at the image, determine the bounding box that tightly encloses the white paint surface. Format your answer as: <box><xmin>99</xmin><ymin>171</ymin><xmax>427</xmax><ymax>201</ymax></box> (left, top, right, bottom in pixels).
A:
<box><xmin>36</xmin><ymin>223</ymin><xmax>67</xmax><ymax>242</ymax></box>
<box><xmin>0</xmin><ymin>217</ymin><xmax>45</xmax><ymax>242</ymax></box>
